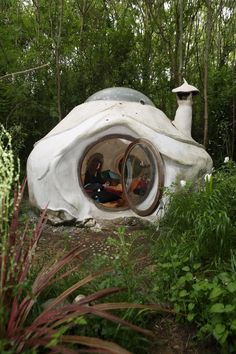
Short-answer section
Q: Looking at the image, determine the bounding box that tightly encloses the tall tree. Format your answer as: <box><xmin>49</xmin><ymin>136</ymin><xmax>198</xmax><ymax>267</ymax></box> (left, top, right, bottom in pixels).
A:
<box><xmin>55</xmin><ymin>0</ymin><xmax>64</xmax><ymax>121</ymax></box>
<box><xmin>177</xmin><ymin>0</ymin><xmax>183</xmax><ymax>84</ymax></box>
<box><xmin>203</xmin><ymin>0</ymin><xmax>213</xmax><ymax>148</ymax></box>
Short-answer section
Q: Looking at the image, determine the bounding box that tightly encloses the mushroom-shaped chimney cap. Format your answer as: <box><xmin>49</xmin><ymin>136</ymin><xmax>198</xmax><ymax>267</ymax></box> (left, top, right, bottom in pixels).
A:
<box><xmin>172</xmin><ymin>79</ymin><xmax>199</xmax><ymax>95</ymax></box>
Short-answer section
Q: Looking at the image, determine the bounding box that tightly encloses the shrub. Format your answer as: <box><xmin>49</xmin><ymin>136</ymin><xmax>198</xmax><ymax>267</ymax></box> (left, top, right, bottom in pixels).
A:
<box><xmin>160</xmin><ymin>160</ymin><xmax>236</xmax><ymax>265</ymax></box>
<box><xmin>150</xmin><ymin>159</ymin><xmax>236</xmax><ymax>351</ymax></box>
<box><xmin>152</xmin><ymin>250</ymin><xmax>236</xmax><ymax>352</ymax></box>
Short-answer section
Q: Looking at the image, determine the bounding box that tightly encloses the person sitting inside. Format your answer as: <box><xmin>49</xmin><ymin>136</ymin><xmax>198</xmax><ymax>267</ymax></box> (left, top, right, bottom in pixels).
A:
<box><xmin>84</xmin><ymin>153</ymin><xmax>121</xmax><ymax>203</ymax></box>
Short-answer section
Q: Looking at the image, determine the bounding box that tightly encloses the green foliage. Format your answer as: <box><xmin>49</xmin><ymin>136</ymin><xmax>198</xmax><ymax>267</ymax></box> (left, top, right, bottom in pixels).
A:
<box><xmin>152</xmin><ymin>250</ymin><xmax>236</xmax><ymax>352</ymax></box>
<box><xmin>0</xmin><ymin>0</ymin><xmax>235</xmax><ymax>164</ymax></box>
<box><xmin>150</xmin><ymin>160</ymin><xmax>236</xmax><ymax>350</ymax></box>
<box><xmin>0</xmin><ymin>125</ymin><xmax>19</xmax><ymax>208</ymax></box>
<box><xmin>160</xmin><ymin>161</ymin><xmax>236</xmax><ymax>265</ymax></box>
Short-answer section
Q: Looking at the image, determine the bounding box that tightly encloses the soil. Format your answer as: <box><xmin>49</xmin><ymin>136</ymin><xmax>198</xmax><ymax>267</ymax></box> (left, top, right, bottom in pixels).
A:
<box><xmin>33</xmin><ymin>215</ymin><xmax>217</xmax><ymax>354</ymax></box>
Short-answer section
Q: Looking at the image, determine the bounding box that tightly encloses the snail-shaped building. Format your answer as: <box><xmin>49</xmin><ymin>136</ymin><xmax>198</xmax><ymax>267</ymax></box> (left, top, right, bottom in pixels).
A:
<box><xmin>27</xmin><ymin>81</ymin><xmax>212</xmax><ymax>224</ymax></box>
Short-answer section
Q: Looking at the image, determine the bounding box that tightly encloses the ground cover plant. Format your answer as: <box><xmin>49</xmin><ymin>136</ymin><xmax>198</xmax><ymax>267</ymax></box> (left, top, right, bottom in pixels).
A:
<box><xmin>0</xmin><ymin>125</ymin><xmax>165</xmax><ymax>353</ymax></box>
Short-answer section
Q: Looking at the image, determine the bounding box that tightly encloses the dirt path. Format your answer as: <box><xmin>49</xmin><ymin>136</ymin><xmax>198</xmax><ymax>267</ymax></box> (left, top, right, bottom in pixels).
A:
<box><xmin>36</xmin><ymin>217</ymin><xmax>147</xmax><ymax>264</ymax></box>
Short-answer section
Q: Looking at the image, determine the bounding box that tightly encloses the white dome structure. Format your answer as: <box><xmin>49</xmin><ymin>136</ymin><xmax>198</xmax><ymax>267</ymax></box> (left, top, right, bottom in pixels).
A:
<box><xmin>27</xmin><ymin>85</ymin><xmax>212</xmax><ymax>224</ymax></box>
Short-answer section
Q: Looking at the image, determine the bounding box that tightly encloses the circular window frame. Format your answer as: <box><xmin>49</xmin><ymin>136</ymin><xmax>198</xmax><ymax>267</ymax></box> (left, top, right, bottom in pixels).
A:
<box><xmin>121</xmin><ymin>138</ymin><xmax>165</xmax><ymax>216</ymax></box>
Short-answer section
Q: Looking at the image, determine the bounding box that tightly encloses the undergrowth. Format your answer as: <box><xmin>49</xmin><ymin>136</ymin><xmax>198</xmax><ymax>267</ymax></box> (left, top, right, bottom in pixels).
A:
<box><xmin>150</xmin><ymin>159</ymin><xmax>236</xmax><ymax>353</ymax></box>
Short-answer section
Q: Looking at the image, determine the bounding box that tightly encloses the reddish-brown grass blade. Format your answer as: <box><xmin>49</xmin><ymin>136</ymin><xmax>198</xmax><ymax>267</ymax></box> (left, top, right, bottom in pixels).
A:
<box><xmin>60</xmin><ymin>335</ymin><xmax>131</xmax><ymax>354</ymax></box>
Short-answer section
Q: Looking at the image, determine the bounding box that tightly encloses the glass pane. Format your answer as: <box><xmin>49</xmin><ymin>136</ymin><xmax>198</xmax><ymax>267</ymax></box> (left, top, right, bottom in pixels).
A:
<box><xmin>123</xmin><ymin>142</ymin><xmax>162</xmax><ymax>214</ymax></box>
<box><xmin>80</xmin><ymin>137</ymin><xmax>133</xmax><ymax>209</ymax></box>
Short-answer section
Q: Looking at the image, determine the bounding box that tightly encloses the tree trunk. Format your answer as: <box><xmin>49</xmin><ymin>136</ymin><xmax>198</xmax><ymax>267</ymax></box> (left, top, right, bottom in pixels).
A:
<box><xmin>231</xmin><ymin>28</ymin><xmax>236</xmax><ymax>160</ymax></box>
<box><xmin>177</xmin><ymin>0</ymin><xmax>183</xmax><ymax>84</ymax></box>
<box><xmin>32</xmin><ymin>0</ymin><xmax>40</xmax><ymax>39</ymax></box>
<box><xmin>55</xmin><ymin>0</ymin><xmax>64</xmax><ymax>122</ymax></box>
<box><xmin>232</xmin><ymin>74</ymin><xmax>236</xmax><ymax>159</ymax></box>
<box><xmin>203</xmin><ymin>0</ymin><xmax>212</xmax><ymax>148</ymax></box>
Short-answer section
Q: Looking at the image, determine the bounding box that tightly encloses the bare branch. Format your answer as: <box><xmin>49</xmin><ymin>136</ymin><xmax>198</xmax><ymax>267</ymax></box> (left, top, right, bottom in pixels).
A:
<box><xmin>0</xmin><ymin>63</ymin><xmax>50</xmax><ymax>80</ymax></box>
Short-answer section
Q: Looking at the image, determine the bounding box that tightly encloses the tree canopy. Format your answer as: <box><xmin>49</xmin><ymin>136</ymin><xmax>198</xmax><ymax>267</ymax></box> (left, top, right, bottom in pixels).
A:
<box><xmin>0</xmin><ymin>0</ymin><xmax>235</xmax><ymax>165</ymax></box>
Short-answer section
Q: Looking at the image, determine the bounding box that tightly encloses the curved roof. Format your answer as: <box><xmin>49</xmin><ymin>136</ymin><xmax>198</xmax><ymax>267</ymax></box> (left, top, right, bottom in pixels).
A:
<box><xmin>85</xmin><ymin>87</ymin><xmax>155</xmax><ymax>107</ymax></box>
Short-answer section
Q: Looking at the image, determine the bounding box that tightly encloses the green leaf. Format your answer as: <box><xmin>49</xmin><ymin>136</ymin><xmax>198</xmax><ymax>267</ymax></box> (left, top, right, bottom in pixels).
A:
<box><xmin>209</xmin><ymin>303</ymin><xmax>225</xmax><ymax>313</ymax></box>
<box><xmin>213</xmin><ymin>328</ymin><xmax>229</xmax><ymax>344</ymax></box>
<box><xmin>230</xmin><ymin>319</ymin><xmax>236</xmax><ymax>330</ymax></box>
<box><xmin>209</xmin><ymin>287</ymin><xmax>224</xmax><ymax>300</ymax></box>
<box><xmin>193</xmin><ymin>280</ymin><xmax>212</xmax><ymax>292</ymax></box>
<box><xmin>176</xmin><ymin>276</ymin><xmax>187</xmax><ymax>286</ymax></box>
<box><xmin>214</xmin><ymin>323</ymin><xmax>225</xmax><ymax>335</ymax></box>
<box><xmin>213</xmin><ymin>324</ymin><xmax>228</xmax><ymax>344</ymax></box>
<box><xmin>187</xmin><ymin>313</ymin><xmax>195</xmax><ymax>321</ymax></box>
<box><xmin>185</xmin><ymin>272</ymin><xmax>193</xmax><ymax>281</ymax></box>
<box><xmin>200</xmin><ymin>323</ymin><xmax>212</xmax><ymax>333</ymax></box>
<box><xmin>188</xmin><ymin>303</ymin><xmax>195</xmax><ymax>311</ymax></box>
<box><xmin>227</xmin><ymin>282</ymin><xmax>236</xmax><ymax>293</ymax></box>
<box><xmin>182</xmin><ymin>266</ymin><xmax>190</xmax><ymax>272</ymax></box>
<box><xmin>193</xmin><ymin>263</ymin><xmax>201</xmax><ymax>270</ymax></box>
<box><xmin>224</xmin><ymin>304</ymin><xmax>235</xmax><ymax>313</ymax></box>
<box><xmin>218</xmin><ymin>272</ymin><xmax>231</xmax><ymax>284</ymax></box>
<box><xmin>179</xmin><ymin>289</ymin><xmax>188</xmax><ymax>297</ymax></box>
<box><xmin>219</xmin><ymin>330</ymin><xmax>229</xmax><ymax>344</ymax></box>
<box><xmin>174</xmin><ymin>304</ymin><xmax>181</xmax><ymax>313</ymax></box>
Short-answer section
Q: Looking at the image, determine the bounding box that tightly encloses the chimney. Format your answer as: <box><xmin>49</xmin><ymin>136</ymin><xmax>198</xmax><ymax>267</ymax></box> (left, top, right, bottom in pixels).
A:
<box><xmin>172</xmin><ymin>79</ymin><xmax>199</xmax><ymax>138</ymax></box>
